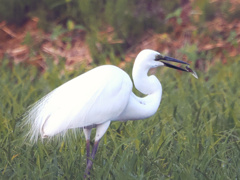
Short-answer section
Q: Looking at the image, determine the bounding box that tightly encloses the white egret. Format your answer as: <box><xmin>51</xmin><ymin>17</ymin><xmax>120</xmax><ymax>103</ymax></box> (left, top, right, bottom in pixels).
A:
<box><xmin>25</xmin><ymin>49</ymin><xmax>197</xmax><ymax>176</ymax></box>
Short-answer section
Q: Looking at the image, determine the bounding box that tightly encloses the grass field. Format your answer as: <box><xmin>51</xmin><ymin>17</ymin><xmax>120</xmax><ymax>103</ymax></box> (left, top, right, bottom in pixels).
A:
<box><xmin>0</xmin><ymin>55</ymin><xmax>240</xmax><ymax>179</ymax></box>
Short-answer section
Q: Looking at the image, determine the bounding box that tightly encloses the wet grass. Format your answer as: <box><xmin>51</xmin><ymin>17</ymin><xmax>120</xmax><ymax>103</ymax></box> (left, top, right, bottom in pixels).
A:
<box><xmin>0</xmin><ymin>55</ymin><xmax>240</xmax><ymax>179</ymax></box>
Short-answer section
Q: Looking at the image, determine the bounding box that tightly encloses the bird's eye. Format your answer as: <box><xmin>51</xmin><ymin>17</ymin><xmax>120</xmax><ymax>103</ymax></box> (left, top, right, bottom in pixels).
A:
<box><xmin>155</xmin><ymin>54</ymin><xmax>164</xmax><ymax>61</ymax></box>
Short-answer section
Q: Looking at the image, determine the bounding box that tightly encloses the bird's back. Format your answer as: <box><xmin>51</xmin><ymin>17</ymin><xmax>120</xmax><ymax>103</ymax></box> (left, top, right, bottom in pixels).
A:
<box><xmin>26</xmin><ymin>65</ymin><xmax>133</xmax><ymax>141</ymax></box>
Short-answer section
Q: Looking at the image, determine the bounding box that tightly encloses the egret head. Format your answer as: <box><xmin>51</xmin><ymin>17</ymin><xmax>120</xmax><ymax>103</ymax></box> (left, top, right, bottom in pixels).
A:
<box><xmin>135</xmin><ymin>49</ymin><xmax>165</xmax><ymax>69</ymax></box>
<box><xmin>135</xmin><ymin>49</ymin><xmax>198</xmax><ymax>79</ymax></box>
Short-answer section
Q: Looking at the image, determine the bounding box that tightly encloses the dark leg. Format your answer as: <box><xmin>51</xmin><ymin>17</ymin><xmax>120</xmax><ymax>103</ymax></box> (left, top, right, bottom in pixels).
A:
<box><xmin>84</xmin><ymin>140</ymin><xmax>100</xmax><ymax>178</ymax></box>
<box><xmin>86</xmin><ymin>139</ymin><xmax>91</xmax><ymax>165</ymax></box>
<box><xmin>83</xmin><ymin>121</ymin><xmax>110</xmax><ymax>179</ymax></box>
<box><xmin>83</xmin><ymin>127</ymin><xmax>92</xmax><ymax>166</ymax></box>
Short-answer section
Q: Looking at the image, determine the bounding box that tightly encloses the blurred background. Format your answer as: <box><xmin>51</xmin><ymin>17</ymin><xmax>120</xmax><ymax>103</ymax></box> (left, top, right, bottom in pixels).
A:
<box><xmin>0</xmin><ymin>0</ymin><xmax>240</xmax><ymax>179</ymax></box>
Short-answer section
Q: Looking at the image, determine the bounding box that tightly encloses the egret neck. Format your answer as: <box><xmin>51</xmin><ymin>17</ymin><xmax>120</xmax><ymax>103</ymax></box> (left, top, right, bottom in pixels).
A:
<box><xmin>118</xmin><ymin>61</ymin><xmax>162</xmax><ymax>121</ymax></box>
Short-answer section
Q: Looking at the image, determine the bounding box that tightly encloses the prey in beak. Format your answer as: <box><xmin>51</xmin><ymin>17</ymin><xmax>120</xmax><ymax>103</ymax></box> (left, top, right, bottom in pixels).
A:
<box><xmin>155</xmin><ymin>54</ymin><xmax>198</xmax><ymax>79</ymax></box>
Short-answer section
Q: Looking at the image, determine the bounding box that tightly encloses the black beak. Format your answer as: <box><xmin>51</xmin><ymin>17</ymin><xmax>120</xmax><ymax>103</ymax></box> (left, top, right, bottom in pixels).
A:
<box><xmin>155</xmin><ymin>55</ymin><xmax>198</xmax><ymax>79</ymax></box>
<box><xmin>160</xmin><ymin>56</ymin><xmax>189</xmax><ymax>72</ymax></box>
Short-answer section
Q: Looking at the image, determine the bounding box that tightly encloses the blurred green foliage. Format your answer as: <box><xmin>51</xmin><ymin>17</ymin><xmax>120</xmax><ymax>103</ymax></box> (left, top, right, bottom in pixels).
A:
<box><xmin>1</xmin><ymin>0</ymin><xmax>240</xmax><ymax>179</ymax></box>
<box><xmin>0</xmin><ymin>0</ymin><xmax>35</xmax><ymax>25</ymax></box>
<box><xmin>0</xmin><ymin>0</ymin><xmax>179</xmax><ymax>59</ymax></box>
<box><xmin>0</xmin><ymin>53</ymin><xmax>240</xmax><ymax>179</ymax></box>
<box><xmin>1</xmin><ymin>0</ymin><xmax>239</xmax><ymax>65</ymax></box>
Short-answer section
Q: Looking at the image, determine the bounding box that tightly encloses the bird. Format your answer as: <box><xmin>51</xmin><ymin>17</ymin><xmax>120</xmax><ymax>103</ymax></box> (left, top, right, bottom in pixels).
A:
<box><xmin>24</xmin><ymin>49</ymin><xmax>198</xmax><ymax>177</ymax></box>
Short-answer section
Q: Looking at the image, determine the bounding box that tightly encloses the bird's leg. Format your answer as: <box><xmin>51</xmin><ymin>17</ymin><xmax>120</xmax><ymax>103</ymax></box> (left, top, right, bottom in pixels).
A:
<box><xmin>83</xmin><ymin>127</ymin><xmax>92</xmax><ymax>165</ymax></box>
<box><xmin>86</xmin><ymin>139</ymin><xmax>91</xmax><ymax>165</ymax></box>
<box><xmin>84</xmin><ymin>121</ymin><xmax>111</xmax><ymax>177</ymax></box>
<box><xmin>84</xmin><ymin>140</ymin><xmax>100</xmax><ymax>177</ymax></box>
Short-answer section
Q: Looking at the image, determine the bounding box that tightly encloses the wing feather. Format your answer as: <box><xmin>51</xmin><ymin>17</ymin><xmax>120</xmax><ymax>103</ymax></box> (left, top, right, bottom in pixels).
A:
<box><xmin>25</xmin><ymin>65</ymin><xmax>132</xmax><ymax>142</ymax></box>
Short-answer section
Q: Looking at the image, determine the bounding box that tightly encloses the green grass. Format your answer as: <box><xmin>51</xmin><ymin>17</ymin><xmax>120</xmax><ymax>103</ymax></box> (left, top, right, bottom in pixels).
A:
<box><xmin>0</xmin><ymin>55</ymin><xmax>240</xmax><ymax>180</ymax></box>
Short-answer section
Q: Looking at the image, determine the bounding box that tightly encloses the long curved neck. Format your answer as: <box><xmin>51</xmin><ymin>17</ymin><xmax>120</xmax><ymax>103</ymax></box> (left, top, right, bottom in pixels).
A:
<box><xmin>132</xmin><ymin>62</ymin><xmax>161</xmax><ymax>95</ymax></box>
<box><xmin>118</xmin><ymin>64</ymin><xmax>162</xmax><ymax>121</ymax></box>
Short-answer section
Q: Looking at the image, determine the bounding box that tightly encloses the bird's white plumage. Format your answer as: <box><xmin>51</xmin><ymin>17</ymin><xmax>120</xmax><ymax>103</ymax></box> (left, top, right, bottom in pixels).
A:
<box><xmin>23</xmin><ymin>49</ymin><xmax>197</xmax><ymax>176</ymax></box>
<box><xmin>26</xmin><ymin>65</ymin><xmax>132</xmax><ymax>141</ymax></box>
<box><xmin>25</xmin><ymin>49</ymin><xmax>167</xmax><ymax>142</ymax></box>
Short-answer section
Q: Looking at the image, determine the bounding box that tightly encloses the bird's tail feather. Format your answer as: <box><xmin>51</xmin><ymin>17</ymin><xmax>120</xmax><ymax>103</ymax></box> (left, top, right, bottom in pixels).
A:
<box><xmin>23</xmin><ymin>92</ymin><xmax>83</xmax><ymax>143</ymax></box>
